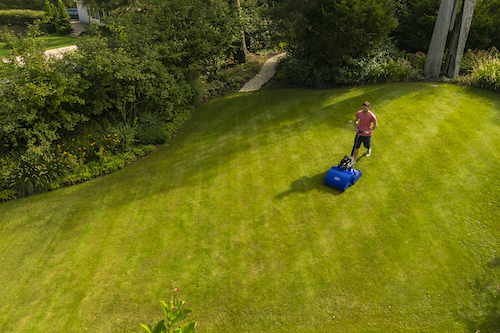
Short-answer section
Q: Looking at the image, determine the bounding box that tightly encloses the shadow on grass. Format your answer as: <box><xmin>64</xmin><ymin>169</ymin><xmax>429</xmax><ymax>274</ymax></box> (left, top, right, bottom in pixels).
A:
<box><xmin>275</xmin><ymin>171</ymin><xmax>343</xmax><ymax>199</ymax></box>
<box><xmin>463</xmin><ymin>256</ymin><xmax>500</xmax><ymax>332</ymax></box>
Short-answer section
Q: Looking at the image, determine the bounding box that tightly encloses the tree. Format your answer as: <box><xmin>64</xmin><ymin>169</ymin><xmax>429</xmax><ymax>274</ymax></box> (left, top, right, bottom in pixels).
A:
<box><xmin>423</xmin><ymin>0</ymin><xmax>476</xmax><ymax>78</ymax></box>
<box><xmin>467</xmin><ymin>0</ymin><xmax>500</xmax><ymax>49</ymax></box>
<box><xmin>391</xmin><ymin>0</ymin><xmax>440</xmax><ymax>53</ymax></box>
<box><xmin>74</xmin><ymin>0</ymin><xmax>239</xmax><ymax>125</ymax></box>
<box><xmin>235</xmin><ymin>0</ymin><xmax>248</xmax><ymax>63</ymax></box>
<box><xmin>269</xmin><ymin>0</ymin><xmax>397</xmax><ymax>67</ymax></box>
<box><xmin>0</xmin><ymin>24</ymin><xmax>88</xmax><ymax>175</ymax></box>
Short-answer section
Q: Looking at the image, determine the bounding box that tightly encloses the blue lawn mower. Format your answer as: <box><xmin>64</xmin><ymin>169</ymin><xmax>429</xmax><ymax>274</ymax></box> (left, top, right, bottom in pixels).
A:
<box><xmin>324</xmin><ymin>134</ymin><xmax>363</xmax><ymax>191</ymax></box>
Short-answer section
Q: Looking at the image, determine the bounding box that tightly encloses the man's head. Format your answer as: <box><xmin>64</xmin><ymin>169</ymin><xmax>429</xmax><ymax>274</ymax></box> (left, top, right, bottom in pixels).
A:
<box><xmin>362</xmin><ymin>101</ymin><xmax>370</xmax><ymax>112</ymax></box>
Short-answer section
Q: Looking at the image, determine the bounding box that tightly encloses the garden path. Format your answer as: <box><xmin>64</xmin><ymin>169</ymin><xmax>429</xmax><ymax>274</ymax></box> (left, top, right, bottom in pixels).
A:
<box><xmin>239</xmin><ymin>52</ymin><xmax>286</xmax><ymax>92</ymax></box>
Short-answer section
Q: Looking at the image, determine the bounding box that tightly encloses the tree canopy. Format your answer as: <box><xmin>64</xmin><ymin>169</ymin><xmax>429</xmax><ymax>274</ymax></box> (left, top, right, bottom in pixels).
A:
<box><xmin>269</xmin><ymin>0</ymin><xmax>397</xmax><ymax>67</ymax></box>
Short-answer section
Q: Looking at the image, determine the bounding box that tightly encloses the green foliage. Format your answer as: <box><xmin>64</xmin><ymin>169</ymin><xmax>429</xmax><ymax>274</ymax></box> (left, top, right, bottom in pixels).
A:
<box><xmin>141</xmin><ymin>283</ymin><xmax>196</xmax><ymax>333</ymax></box>
<box><xmin>460</xmin><ymin>47</ymin><xmax>500</xmax><ymax>75</ymax></box>
<box><xmin>391</xmin><ymin>0</ymin><xmax>439</xmax><ymax>53</ymax></box>
<box><xmin>0</xmin><ymin>25</ymin><xmax>88</xmax><ymax>157</ymax></box>
<box><xmin>0</xmin><ymin>188</ymin><xmax>17</xmax><ymax>202</ymax></box>
<box><xmin>470</xmin><ymin>55</ymin><xmax>500</xmax><ymax>92</ymax></box>
<box><xmin>368</xmin><ymin>57</ymin><xmax>414</xmax><ymax>83</ymax></box>
<box><xmin>393</xmin><ymin>0</ymin><xmax>500</xmax><ymax>53</ymax></box>
<box><xmin>7</xmin><ymin>151</ymin><xmax>70</xmax><ymax>196</ymax></box>
<box><xmin>271</xmin><ymin>0</ymin><xmax>397</xmax><ymax>67</ymax></box>
<box><xmin>42</xmin><ymin>0</ymin><xmax>72</xmax><ymax>34</ymax></box>
<box><xmin>135</xmin><ymin>112</ymin><xmax>168</xmax><ymax>145</ymax></box>
<box><xmin>62</xmin><ymin>144</ymin><xmax>155</xmax><ymax>185</ymax></box>
<box><xmin>0</xmin><ymin>0</ymin><xmax>45</xmax><ymax>11</ymax></box>
<box><xmin>0</xmin><ymin>10</ymin><xmax>44</xmax><ymax>26</ymax></box>
<box><xmin>468</xmin><ymin>0</ymin><xmax>500</xmax><ymax>50</ymax></box>
<box><xmin>54</xmin><ymin>0</ymin><xmax>72</xmax><ymax>34</ymax></box>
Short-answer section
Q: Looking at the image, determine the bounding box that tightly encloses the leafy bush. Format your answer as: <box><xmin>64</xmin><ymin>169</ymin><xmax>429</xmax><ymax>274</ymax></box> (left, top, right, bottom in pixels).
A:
<box><xmin>0</xmin><ymin>189</ymin><xmax>16</xmax><ymax>202</ymax></box>
<box><xmin>471</xmin><ymin>56</ymin><xmax>500</xmax><ymax>92</ymax></box>
<box><xmin>278</xmin><ymin>55</ymin><xmax>332</xmax><ymax>88</ymax></box>
<box><xmin>136</xmin><ymin>112</ymin><xmax>168</xmax><ymax>145</ymax></box>
<box><xmin>63</xmin><ymin>145</ymin><xmax>155</xmax><ymax>185</ymax></box>
<box><xmin>404</xmin><ymin>51</ymin><xmax>427</xmax><ymax>72</ymax></box>
<box><xmin>7</xmin><ymin>152</ymin><xmax>69</xmax><ymax>197</ymax></box>
<box><xmin>368</xmin><ymin>58</ymin><xmax>414</xmax><ymax>83</ymax></box>
<box><xmin>0</xmin><ymin>10</ymin><xmax>44</xmax><ymax>26</ymax></box>
<box><xmin>460</xmin><ymin>47</ymin><xmax>500</xmax><ymax>75</ymax></box>
<box><xmin>332</xmin><ymin>43</ymin><xmax>405</xmax><ymax>86</ymax></box>
<box><xmin>41</xmin><ymin>0</ymin><xmax>71</xmax><ymax>34</ymax></box>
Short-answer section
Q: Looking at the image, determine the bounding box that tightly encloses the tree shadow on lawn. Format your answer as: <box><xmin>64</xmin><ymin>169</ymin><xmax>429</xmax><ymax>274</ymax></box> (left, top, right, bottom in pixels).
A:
<box><xmin>462</xmin><ymin>256</ymin><xmax>500</xmax><ymax>332</ymax></box>
<box><xmin>275</xmin><ymin>171</ymin><xmax>343</xmax><ymax>198</ymax></box>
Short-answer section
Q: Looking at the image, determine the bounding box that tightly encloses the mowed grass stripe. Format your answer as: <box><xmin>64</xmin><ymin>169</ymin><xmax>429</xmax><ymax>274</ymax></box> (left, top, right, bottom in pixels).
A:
<box><xmin>0</xmin><ymin>83</ymin><xmax>499</xmax><ymax>332</ymax></box>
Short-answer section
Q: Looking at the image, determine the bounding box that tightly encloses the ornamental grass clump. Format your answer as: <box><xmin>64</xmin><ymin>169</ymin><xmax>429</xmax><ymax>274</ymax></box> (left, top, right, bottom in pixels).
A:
<box><xmin>7</xmin><ymin>152</ymin><xmax>69</xmax><ymax>196</ymax></box>
<box><xmin>471</xmin><ymin>56</ymin><xmax>500</xmax><ymax>92</ymax></box>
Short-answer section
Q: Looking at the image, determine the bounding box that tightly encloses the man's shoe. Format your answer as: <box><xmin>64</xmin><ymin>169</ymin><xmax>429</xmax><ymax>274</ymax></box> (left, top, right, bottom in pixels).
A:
<box><xmin>365</xmin><ymin>149</ymin><xmax>371</xmax><ymax>157</ymax></box>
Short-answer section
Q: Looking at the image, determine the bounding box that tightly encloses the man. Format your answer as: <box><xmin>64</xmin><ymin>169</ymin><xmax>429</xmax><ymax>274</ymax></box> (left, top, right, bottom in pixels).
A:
<box><xmin>351</xmin><ymin>101</ymin><xmax>378</xmax><ymax>163</ymax></box>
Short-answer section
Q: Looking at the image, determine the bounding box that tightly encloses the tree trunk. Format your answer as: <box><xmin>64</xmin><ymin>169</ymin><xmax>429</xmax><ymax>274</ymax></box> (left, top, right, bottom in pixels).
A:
<box><xmin>235</xmin><ymin>0</ymin><xmax>248</xmax><ymax>63</ymax></box>
<box><xmin>443</xmin><ymin>0</ymin><xmax>477</xmax><ymax>78</ymax></box>
<box><xmin>423</xmin><ymin>0</ymin><xmax>456</xmax><ymax>78</ymax></box>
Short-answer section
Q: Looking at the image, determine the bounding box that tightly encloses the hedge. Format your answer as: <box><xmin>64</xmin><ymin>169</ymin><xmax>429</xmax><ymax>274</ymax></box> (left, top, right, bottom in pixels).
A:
<box><xmin>0</xmin><ymin>10</ymin><xmax>44</xmax><ymax>26</ymax></box>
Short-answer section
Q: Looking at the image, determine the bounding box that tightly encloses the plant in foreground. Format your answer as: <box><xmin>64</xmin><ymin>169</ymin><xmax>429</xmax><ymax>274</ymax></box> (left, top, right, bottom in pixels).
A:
<box><xmin>141</xmin><ymin>282</ymin><xmax>196</xmax><ymax>333</ymax></box>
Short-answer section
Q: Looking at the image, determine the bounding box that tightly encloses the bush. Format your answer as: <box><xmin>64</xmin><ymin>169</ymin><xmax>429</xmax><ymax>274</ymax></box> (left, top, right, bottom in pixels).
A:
<box><xmin>0</xmin><ymin>10</ymin><xmax>44</xmax><ymax>26</ymax></box>
<box><xmin>41</xmin><ymin>0</ymin><xmax>71</xmax><ymax>34</ymax></box>
<box><xmin>0</xmin><ymin>189</ymin><xmax>16</xmax><ymax>202</ymax></box>
<box><xmin>278</xmin><ymin>55</ymin><xmax>332</xmax><ymax>88</ymax></box>
<box><xmin>368</xmin><ymin>58</ymin><xmax>414</xmax><ymax>83</ymax></box>
<box><xmin>136</xmin><ymin>112</ymin><xmax>168</xmax><ymax>145</ymax></box>
<box><xmin>7</xmin><ymin>152</ymin><xmax>70</xmax><ymax>197</ymax></box>
<box><xmin>460</xmin><ymin>47</ymin><xmax>500</xmax><ymax>75</ymax></box>
<box><xmin>471</xmin><ymin>56</ymin><xmax>500</xmax><ymax>92</ymax></box>
<box><xmin>332</xmin><ymin>43</ymin><xmax>404</xmax><ymax>86</ymax></box>
<box><xmin>63</xmin><ymin>144</ymin><xmax>155</xmax><ymax>185</ymax></box>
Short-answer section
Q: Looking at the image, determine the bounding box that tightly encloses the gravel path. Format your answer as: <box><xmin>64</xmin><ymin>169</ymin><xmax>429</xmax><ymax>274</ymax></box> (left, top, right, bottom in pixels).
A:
<box><xmin>239</xmin><ymin>53</ymin><xmax>286</xmax><ymax>92</ymax></box>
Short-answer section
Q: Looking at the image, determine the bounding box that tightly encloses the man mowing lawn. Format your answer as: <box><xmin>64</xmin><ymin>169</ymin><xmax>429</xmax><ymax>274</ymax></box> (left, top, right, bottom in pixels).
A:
<box><xmin>351</xmin><ymin>101</ymin><xmax>378</xmax><ymax>163</ymax></box>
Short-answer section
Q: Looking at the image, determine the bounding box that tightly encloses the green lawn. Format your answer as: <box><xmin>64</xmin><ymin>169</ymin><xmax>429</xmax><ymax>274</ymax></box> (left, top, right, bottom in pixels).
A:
<box><xmin>1</xmin><ymin>83</ymin><xmax>499</xmax><ymax>332</ymax></box>
<box><xmin>0</xmin><ymin>35</ymin><xmax>77</xmax><ymax>58</ymax></box>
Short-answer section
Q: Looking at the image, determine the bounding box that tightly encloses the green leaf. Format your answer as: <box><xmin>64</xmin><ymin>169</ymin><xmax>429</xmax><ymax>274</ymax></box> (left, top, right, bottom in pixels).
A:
<box><xmin>140</xmin><ymin>324</ymin><xmax>154</xmax><ymax>333</ymax></box>
<box><xmin>173</xmin><ymin>321</ymin><xmax>197</xmax><ymax>333</ymax></box>
<box><xmin>170</xmin><ymin>308</ymin><xmax>192</xmax><ymax>327</ymax></box>
<box><xmin>153</xmin><ymin>320</ymin><xmax>167</xmax><ymax>333</ymax></box>
<box><xmin>159</xmin><ymin>300</ymin><xmax>170</xmax><ymax>318</ymax></box>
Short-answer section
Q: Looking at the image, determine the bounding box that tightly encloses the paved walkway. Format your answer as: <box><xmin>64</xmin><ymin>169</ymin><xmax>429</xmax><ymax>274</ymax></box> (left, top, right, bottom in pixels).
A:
<box><xmin>239</xmin><ymin>53</ymin><xmax>286</xmax><ymax>92</ymax></box>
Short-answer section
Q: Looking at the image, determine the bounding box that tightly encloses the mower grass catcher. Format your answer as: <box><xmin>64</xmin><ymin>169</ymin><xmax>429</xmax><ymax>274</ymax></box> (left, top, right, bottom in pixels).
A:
<box><xmin>324</xmin><ymin>156</ymin><xmax>362</xmax><ymax>191</ymax></box>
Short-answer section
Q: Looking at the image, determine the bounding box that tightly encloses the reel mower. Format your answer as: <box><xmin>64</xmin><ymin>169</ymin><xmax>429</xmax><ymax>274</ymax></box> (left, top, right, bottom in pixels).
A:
<box><xmin>324</xmin><ymin>156</ymin><xmax>362</xmax><ymax>191</ymax></box>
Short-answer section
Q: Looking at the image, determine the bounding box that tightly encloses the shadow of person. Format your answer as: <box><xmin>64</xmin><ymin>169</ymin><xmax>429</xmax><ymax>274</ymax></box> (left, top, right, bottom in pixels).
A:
<box><xmin>276</xmin><ymin>171</ymin><xmax>342</xmax><ymax>199</ymax></box>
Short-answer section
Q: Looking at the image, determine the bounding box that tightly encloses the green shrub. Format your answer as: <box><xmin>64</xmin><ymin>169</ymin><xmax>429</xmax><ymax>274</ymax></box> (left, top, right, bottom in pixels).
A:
<box><xmin>62</xmin><ymin>145</ymin><xmax>155</xmax><ymax>185</ymax></box>
<box><xmin>0</xmin><ymin>188</ymin><xmax>16</xmax><ymax>202</ymax></box>
<box><xmin>136</xmin><ymin>112</ymin><xmax>168</xmax><ymax>145</ymax></box>
<box><xmin>460</xmin><ymin>47</ymin><xmax>500</xmax><ymax>75</ymax></box>
<box><xmin>278</xmin><ymin>55</ymin><xmax>332</xmax><ymax>88</ymax></box>
<box><xmin>368</xmin><ymin>57</ymin><xmax>413</xmax><ymax>83</ymax></box>
<box><xmin>403</xmin><ymin>51</ymin><xmax>427</xmax><ymax>72</ymax></box>
<box><xmin>471</xmin><ymin>56</ymin><xmax>500</xmax><ymax>92</ymax></box>
<box><xmin>7</xmin><ymin>153</ymin><xmax>70</xmax><ymax>197</ymax></box>
<box><xmin>0</xmin><ymin>10</ymin><xmax>44</xmax><ymax>26</ymax></box>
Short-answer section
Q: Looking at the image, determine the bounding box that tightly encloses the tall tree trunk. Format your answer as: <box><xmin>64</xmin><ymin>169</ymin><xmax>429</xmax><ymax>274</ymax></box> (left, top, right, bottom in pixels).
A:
<box><xmin>423</xmin><ymin>0</ymin><xmax>456</xmax><ymax>78</ymax></box>
<box><xmin>235</xmin><ymin>0</ymin><xmax>248</xmax><ymax>63</ymax></box>
<box><xmin>443</xmin><ymin>0</ymin><xmax>477</xmax><ymax>78</ymax></box>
